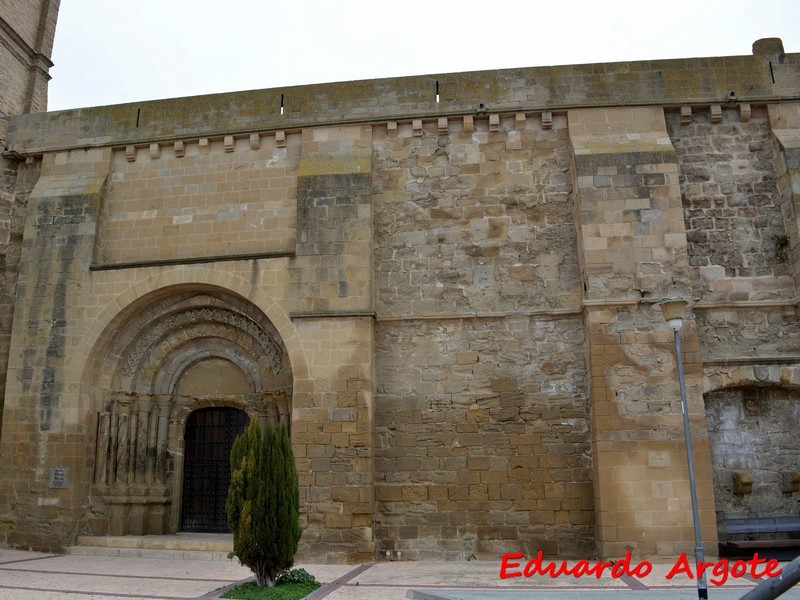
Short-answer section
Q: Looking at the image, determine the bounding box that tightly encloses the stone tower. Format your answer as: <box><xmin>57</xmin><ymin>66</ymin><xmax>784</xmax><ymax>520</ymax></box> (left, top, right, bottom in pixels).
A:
<box><xmin>0</xmin><ymin>0</ymin><xmax>60</xmax><ymax>117</ymax></box>
<box><xmin>0</xmin><ymin>1</ymin><xmax>59</xmax><ymax>461</ymax></box>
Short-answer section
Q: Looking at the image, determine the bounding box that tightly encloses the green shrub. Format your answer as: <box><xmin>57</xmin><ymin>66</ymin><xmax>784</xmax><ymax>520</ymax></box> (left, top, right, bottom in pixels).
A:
<box><xmin>276</xmin><ymin>568</ymin><xmax>317</xmax><ymax>586</ymax></box>
<box><xmin>227</xmin><ymin>420</ymin><xmax>302</xmax><ymax>587</ymax></box>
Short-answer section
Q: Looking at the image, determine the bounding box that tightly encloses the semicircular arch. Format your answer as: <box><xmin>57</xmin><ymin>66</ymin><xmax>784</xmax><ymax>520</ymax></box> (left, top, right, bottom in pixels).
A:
<box><xmin>702</xmin><ymin>364</ymin><xmax>800</xmax><ymax>395</ymax></box>
<box><xmin>120</xmin><ymin>320</ymin><xmax>280</xmax><ymax>395</ymax></box>
<box><xmin>71</xmin><ymin>270</ymin><xmax>309</xmax><ymax>414</ymax></box>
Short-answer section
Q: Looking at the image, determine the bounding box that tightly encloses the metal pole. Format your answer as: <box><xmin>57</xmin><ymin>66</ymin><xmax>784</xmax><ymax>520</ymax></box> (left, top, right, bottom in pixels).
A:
<box><xmin>739</xmin><ymin>554</ymin><xmax>800</xmax><ymax>600</ymax></box>
<box><xmin>674</xmin><ymin>329</ymin><xmax>708</xmax><ymax>599</ymax></box>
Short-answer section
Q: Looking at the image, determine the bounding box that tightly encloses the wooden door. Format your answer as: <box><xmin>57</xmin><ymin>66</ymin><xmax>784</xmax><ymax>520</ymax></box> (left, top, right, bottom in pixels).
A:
<box><xmin>181</xmin><ymin>407</ymin><xmax>249</xmax><ymax>532</ymax></box>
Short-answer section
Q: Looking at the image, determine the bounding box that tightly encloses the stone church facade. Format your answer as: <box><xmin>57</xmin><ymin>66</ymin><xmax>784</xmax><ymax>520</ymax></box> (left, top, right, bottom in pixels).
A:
<box><xmin>0</xmin><ymin>5</ymin><xmax>799</xmax><ymax>563</ymax></box>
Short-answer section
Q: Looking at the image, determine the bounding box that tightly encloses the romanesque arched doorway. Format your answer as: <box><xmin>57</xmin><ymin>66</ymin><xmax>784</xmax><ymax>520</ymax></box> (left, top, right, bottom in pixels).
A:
<box><xmin>85</xmin><ymin>286</ymin><xmax>292</xmax><ymax>537</ymax></box>
<box><xmin>181</xmin><ymin>407</ymin><xmax>249</xmax><ymax>532</ymax></box>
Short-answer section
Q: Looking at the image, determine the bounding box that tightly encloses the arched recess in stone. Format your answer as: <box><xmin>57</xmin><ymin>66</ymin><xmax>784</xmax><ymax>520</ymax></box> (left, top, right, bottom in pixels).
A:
<box><xmin>83</xmin><ymin>284</ymin><xmax>293</xmax><ymax>537</ymax></box>
<box><xmin>702</xmin><ymin>364</ymin><xmax>800</xmax><ymax>394</ymax></box>
<box><xmin>703</xmin><ymin>383</ymin><xmax>800</xmax><ymax>547</ymax></box>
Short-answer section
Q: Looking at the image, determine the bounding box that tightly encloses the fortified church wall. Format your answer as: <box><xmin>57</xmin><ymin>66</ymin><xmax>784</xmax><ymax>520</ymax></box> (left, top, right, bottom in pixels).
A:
<box><xmin>0</xmin><ymin>36</ymin><xmax>798</xmax><ymax>563</ymax></box>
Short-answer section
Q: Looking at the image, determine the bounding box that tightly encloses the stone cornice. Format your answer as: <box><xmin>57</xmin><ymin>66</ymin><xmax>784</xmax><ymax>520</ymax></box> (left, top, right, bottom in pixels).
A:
<box><xmin>374</xmin><ymin>308</ymin><xmax>582</xmax><ymax>322</ymax></box>
<box><xmin>90</xmin><ymin>251</ymin><xmax>295</xmax><ymax>271</ymax></box>
<box><xmin>693</xmin><ymin>297</ymin><xmax>800</xmax><ymax>310</ymax></box>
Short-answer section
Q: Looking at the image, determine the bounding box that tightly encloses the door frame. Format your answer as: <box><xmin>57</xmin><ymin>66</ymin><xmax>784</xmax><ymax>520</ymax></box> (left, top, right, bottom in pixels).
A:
<box><xmin>172</xmin><ymin>399</ymin><xmax>250</xmax><ymax>533</ymax></box>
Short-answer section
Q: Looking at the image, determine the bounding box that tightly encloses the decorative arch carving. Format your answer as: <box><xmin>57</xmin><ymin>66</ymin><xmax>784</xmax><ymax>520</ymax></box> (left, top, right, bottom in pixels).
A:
<box><xmin>117</xmin><ymin>306</ymin><xmax>285</xmax><ymax>383</ymax></box>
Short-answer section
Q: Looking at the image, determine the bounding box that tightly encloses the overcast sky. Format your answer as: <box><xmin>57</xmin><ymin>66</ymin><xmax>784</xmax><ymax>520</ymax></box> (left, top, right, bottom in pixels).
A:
<box><xmin>48</xmin><ymin>0</ymin><xmax>800</xmax><ymax>112</ymax></box>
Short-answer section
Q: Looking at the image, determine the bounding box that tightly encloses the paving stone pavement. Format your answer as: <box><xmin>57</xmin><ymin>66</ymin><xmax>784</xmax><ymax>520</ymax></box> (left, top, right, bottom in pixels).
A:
<box><xmin>0</xmin><ymin>549</ymin><xmax>799</xmax><ymax>600</ymax></box>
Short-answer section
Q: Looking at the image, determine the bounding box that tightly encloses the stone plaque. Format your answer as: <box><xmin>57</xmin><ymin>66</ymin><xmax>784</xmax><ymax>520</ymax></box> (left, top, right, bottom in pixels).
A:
<box><xmin>474</xmin><ymin>266</ymin><xmax>494</xmax><ymax>287</ymax></box>
<box><xmin>49</xmin><ymin>467</ymin><xmax>70</xmax><ymax>489</ymax></box>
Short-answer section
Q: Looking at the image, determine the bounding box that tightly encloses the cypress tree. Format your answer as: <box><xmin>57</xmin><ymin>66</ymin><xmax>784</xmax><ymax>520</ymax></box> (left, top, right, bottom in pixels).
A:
<box><xmin>227</xmin><ymin>419</ymin><xmax>301</xmax><ymax>587</ymax></box>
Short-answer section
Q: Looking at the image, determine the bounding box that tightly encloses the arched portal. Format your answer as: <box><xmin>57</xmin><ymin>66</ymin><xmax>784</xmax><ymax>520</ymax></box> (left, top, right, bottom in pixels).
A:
<box><xmin>85</xmin><ymin>286</ymin><xmax>293</xmax><ymax>537</ymax></box>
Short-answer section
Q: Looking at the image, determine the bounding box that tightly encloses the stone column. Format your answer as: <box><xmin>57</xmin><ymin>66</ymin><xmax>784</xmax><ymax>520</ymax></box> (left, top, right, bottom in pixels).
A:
<box><xmin>134</xmin><ymin>397</ymin><xmax>151</xmax><ymax>484</ymax></box>
<box><xmin>145</xmin><ymin>400</ymin><xmax>159</xmax><ymax>484</ymax></box>
<box><xmin>154</xmin><ymin>396</ymin><xmax>171</xmax><ymax>485</ymax></box>
<box><xmin>114</xmin><ymin>396</ymin><xmax>132</xmax><ymax>484</ymax></box>
<box><xmin>106</xmin><ymin>412</ymin><xmax>119</xmax><ymax>485</ymax></box>
<box><xmin>127</xmin><ymin>405</ymin><xmax>138</xmax><ymax>480</ymax></box>
<box><xmin>569</xmin><ymin>107</ymin><xmax>718</xmax><ymax>560</ymax></box>
<box><xmin>94</xmin><ymin>411</ymin><xmax>111</xmax><ymax>484</ymax></box>
<box><xmin>276</xmin><ymin>391</ymin><xmax>290</xmax><ymax>428</ymax></box>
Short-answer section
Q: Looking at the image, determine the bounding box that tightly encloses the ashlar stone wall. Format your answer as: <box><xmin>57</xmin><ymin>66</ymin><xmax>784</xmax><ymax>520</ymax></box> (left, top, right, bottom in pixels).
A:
<box><xmin>373</xmin><ymin>115</ymin><xmax>592</xmax><ymax>558</ymax></box>
<box><xmin>670</xmin><ymin>101</ymin><xmax>800</xmax><ymax>545</ymax></box>
<box><xmin>570</xmin><ymin>106</ymin><xmax>717</xmax><ymax>558</ymax></box>
<box><xmin>374</xmin><ymin>317</ymin><xmax>591</xmax><ymax>559</ymax></box>
<box><xmin>0</xmin><ymin>153</ymin><xmax>31</xmax><ymax>433</ymax></box>
<box><xmin>99</xmin><ymin>136</ymin><xmax>299</xmax><ymax>264</ymax></box>
<box><xmin>0</xmin><ymin>127</ymin><xmax>377</xmax><ymax>562</ymax></box>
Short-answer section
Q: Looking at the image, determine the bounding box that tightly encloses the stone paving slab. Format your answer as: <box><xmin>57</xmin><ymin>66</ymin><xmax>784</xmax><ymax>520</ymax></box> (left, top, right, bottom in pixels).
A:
<box><xmin>349</xmin><ymin>560</ymin><xmax>630</xmax><ymax>588</ymax></box>
<box><xmin>0</xmin><ymin>551</ymin><xmax>797</xmax><ymax>600</ymax></box>
<box><xmin>0</xmin><ymin>552</ymin><xmax>251</xmax><ymax>600</ymax></box>
<box><xmin>74</xmin><ymin>534</ymin><xmax>234</xmax><ymax>551</ymax></box>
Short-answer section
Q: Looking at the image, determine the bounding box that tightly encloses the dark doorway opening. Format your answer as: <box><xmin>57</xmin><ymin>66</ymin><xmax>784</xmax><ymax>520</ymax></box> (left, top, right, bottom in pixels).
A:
<box><xmin>181</xmin><ymin>407</ymin><xmax>249</xmax><ymax>532</ymax></box>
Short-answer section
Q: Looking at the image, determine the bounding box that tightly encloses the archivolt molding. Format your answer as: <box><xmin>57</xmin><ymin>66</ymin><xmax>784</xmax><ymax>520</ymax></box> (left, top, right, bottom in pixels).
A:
<box><xmin>119</xmin><ymin>321</ymin><xmax>274</xmax><ymax>394</ymax></box>
<box><xmin>118</xmin><ymin>306</ymin><xmax>284</xmax><ymax>384</ymax></box>
<box><xmin>73</xmin><ymin>273</ymin><xmax>310</xmax><ymax>408</ymax></box>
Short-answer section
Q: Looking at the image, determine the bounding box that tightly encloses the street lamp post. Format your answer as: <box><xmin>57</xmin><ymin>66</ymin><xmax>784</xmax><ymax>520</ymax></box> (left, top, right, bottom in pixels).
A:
<box><xmin>659</xmin><ymin>299</ymin><xmax>708</xmax><ymax>600</ymax></box>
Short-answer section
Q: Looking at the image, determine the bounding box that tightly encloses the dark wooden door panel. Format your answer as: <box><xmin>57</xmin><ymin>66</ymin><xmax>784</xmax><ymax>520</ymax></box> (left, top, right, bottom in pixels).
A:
<box><xmin>181</xmin><ymin>407</ymin><xmax>249</xmax><ymax>532</ymax></box>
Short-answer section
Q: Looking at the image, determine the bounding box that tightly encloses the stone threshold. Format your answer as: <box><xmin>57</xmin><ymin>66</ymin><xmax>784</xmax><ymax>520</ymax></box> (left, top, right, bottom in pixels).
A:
<box><xmin>70</xmin><ymin>533</ymin><xmax>234</xmax><ymax>561</ymax></box>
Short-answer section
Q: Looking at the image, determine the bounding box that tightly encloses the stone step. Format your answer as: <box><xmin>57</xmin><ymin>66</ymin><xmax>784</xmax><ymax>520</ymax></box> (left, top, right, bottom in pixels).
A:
<box><xmin>69</xmin><ymin>533</ymin><xmax>235</xmax><ymax>561</ymax></box>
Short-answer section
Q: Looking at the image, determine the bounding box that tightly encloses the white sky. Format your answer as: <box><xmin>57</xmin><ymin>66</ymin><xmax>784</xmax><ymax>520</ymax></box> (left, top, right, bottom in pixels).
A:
<box><xmin>48</xmin><ymin>0</ymin><xmax>800</xmax><ymax>111</ymax></box>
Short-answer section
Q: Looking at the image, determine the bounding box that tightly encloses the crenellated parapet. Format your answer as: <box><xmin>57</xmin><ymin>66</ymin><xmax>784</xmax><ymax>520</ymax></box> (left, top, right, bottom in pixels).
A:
<box><xmin>4</xmin><ymin>38</ymin><xmax>799</xmax><ymax>156</ymax></box>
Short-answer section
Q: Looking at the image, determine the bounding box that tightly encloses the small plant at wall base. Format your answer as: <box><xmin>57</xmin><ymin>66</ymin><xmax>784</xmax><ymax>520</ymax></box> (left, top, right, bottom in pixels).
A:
<box><xmin>226</xmin><ymin>420</ymin><xmax>302</xmax><ymax>588</ymax></box>
<box><xmin>221</xmin><ymin>569</ymin><xmax>319</xmax><ymax>600</ymax></box>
